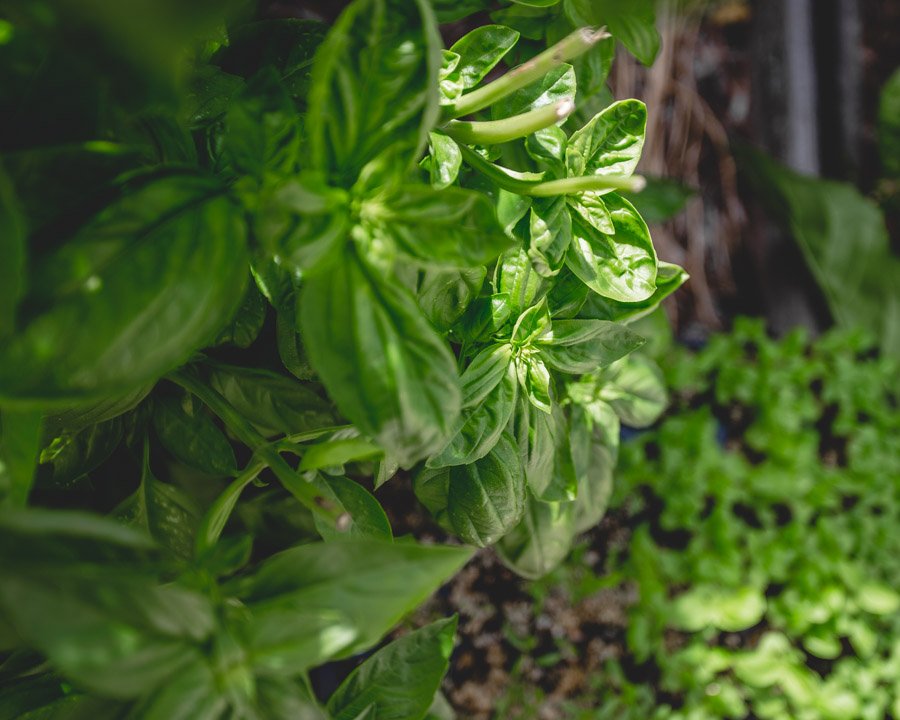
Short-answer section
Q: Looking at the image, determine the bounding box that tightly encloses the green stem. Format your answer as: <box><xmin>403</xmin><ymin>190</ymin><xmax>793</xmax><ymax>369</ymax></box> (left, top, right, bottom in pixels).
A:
<box><xmin>195</xmin><ymin>457</ymin><xmax>265</xmax><ymax>554</ymax></box>
<box><xmin>527</xmin><ymin>174</ymin><xmax>647</xmax><ymax>197</ymax></box>
<box><xmin>168</xmin><ymin>370</ymin><xmax>341</xmax><ymax>525</ymax></box>
<box><xmin>443</xmin><ymin>99</ymin><xmax>574</xmax><ymax>145</ymax></box>
<box><xmin>447</xmin><ymin>27</ymin><xmax>608</xmax><ymax>119</ymax></box>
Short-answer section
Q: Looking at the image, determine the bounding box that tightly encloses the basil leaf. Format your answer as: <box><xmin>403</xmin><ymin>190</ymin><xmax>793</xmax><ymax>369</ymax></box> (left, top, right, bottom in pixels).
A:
<box><xmin>40</xmin><ymin>416</ymin><xmax>124</xmax><ymax>487</ymax></box>
<box><xmin>372</xmin><ymin>185</ymin><xmax>511</xmax><ymax>268</ymax></box>
<box><xmin>299</xmin><ymin>431</ymin><xmax>382</xmax><ymax>473</ymax></box>
<box><xmin>0</xmin><ymin>409</ymin><xmax>42</xmax><ymax>506</ymax></box>
<box><xmin>565</xmin><ymin>193</ymin><xmax>658</xmax><ymax>302</ymax></box>
<box><xmin>416</xmin><ymin>267</ymin><xmax>486</xmax><ymax>332</ymax></box>
<box><xmin>496</xmin><ymin>493</ymin><xmax>575</xmax><ymax>579</ymax></box>
<box><xmin>516</xmin><ymin>399</ymin><xmax>577</xmax><ymax>501</ymax></box>
<box><xmin>564</xmin><ymin>0</ymin><xmax>660</xmax><ymax>66</ymax></box>
<box><xmin>546</xmin><ymin>268</ymin><xmax>589</xmax><ymax>319</ymax></box>
<box><xmin>492</xmin><ymin>63</ymin><xmax>576</xmax><ymax>120</ymax></box>
<box><xmin>510</xmin><ymin>299</ymin><xmax>551</xmax><ymax>344</ymax></box>
<box><xmin>497</xmin><ymin>189</ymin><xmax>533</xmax><ymax>237</ymax></box>
<box><xmin>184</xmin><ymin>65</ymin><xmax>245</xmax><ymax>127</ymax></box>
<box><xmin>212</xmin><ymin>280</ymin><xmax>267</xmax><ymax>350</ymax></box>
<box><xmin>447</xmin><ymin>431</ymin><xmax>525</xmax><ymax>547</ymax></box>
<box><xmin>300</xmin><ymin>251</ymin><xmax>462</xmax><ymax>467</ymax></box>
<box><xmin>600</xmin><ymin>355</ymin><xmax>667</xmax><ymax>428</ymax></box>
<box><xmin>438</xmin><ymin>50</ymin><xmax>463</xmax><ymax>106</ymax></box>
<box><xmin>327</xmin><ymin>617</ymin><xmax>456</xmax><ymax>720</ymax></box>
<box><xmin>251</xmin><ymin>247</ymin><xmax>301</xmax><ymax>318</ymax></box>
<box><xmin>569</xmin><ymin>401</ymin><xmax>618</xmax><ymax>533</ymax></box>
<box><xmin>307</xmin><ymin>0</ymin><xmax>441</xmax><ymax>183</ymax></box>
<box><xmin>620</xmin><ymin>176</ymin><xmax>696</xmax><ymax>224</ymax></box>
<box><xmin>208</xmin><ymin>365</ymin><xmax>338</xmax><ymax>438</ymax></box>
<box><xmin>579</xmin><ymin>261</ymin><xmax>688</xmax><ymax>323</ymax></box>
<box><xmin>0</xmin><ymin>173</ymin><xmax>248</xmax><ymax>402</ymax></box>
<box><xmin>427</xmin><ymin>345</ymin><xmax>517</xmax><ymax>468</ymax></box>
<box><xmin>528</xmin><ymin>195</ymin><xmax>573</xmax><ymax>277</ymax></box>
<box><xmin>568</xmin><ymin>190</ymin><xmax>614</xmax><ymax>234</ymax></box>
<box><xmin>450</xmin><ymin>25</ymin><xmax>520</xmax><ymax>90</ymax></box>
<box><xmin>427</xmin><ymin>131</ymin><xmax>462</xmax><ymax>190</ymax></box>
<box><xmin>112</xmin><ymin>444</ymin><xmax>201</xmax><ymax>560</ymax></box>
<box><xmin>223</xmin><ymin>67</ymin><xmax>302</xmax><ymax>180</ymax></box>
<box><xmin>257</xmin><ymin>677</ymin><xmax>329</xmax><ymax>720</ymax></box>
<box><xmin>537</xmin><ymin>318</ymin><xmax>644</xmax><ymax>373</ymax></box>
<box><xmin>152</xmin><ymin>392</ymin><xmax>237</xmax><ymax>477</ymax></box>
<box><xmin>277</xmin><ymin>313</ymin><xmax>317</xmax><ymax>381</ymax></box>
<box><xmin>312</xmin><ymin>474</ymin><xmax>392</xmax><ymax>541</ymax></box>
<box><xmin>525</xmin><ymin>126</ymin><xmax>568</xmax><ymax>179</ymax></box>
<box><xmin>515</xmin><ymin>354</ymin><xmax>553</xmax><ymax>413</ymax></box>
<box><xmin>0</xmin><ymin>160</ymin><xmax>25</xmax><ymax>339</ymax></box>
<box><xmin>232</xmin><ymin>539</ymin><xmax>472</xmax><ymax>658</ymax></box>
<box><xmin>452</xmin><ymin>293</ymin><xmax>512</xmax><ymax>343</ymax></box>
<box><xmin>566</xmin><ymin>99</ymin><xmax>647</xmax><ymax>179</ymax></box>
<box><xmin>494</xmin><ymin>247</ymin><xmax>548</xmax><ymax>319</ymax></box>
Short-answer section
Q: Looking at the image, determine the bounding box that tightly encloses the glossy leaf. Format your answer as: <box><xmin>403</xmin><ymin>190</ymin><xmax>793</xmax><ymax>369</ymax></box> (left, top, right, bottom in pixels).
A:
<box><xmin>306</xmin><ymin>0</ymin><xmax>442</xmax><ymax>183</ymax></box>
<box><xmin>525</xmin><ymin>126</ymin><xmax>568</xmax><ymax>179</ymax></box>
<box><xmin>567</xmin><ymin>191</ymin><xmax>614</xmax><ymax>234</ymax></box>
<box><xmin>232</xmin><ymin>539</ymin><xmax>472</xmax><ymax>658</ymax></box>
<box><xmin>40</xmin><ymin>416</ymin><xmax>124</xmax><ymax>487</ymax></box>
<box><xmin>528</xmin><ymin>195</ymin><xmax>573</xmax><ymax>277</ymax></box>
<box><xmin>515</xmin><ymin>354</ymin><xmax>553</xmax><ymax>414</ymax></box>
<box><xmin>327</xmin><ymin>617</ymin><xmax>457</xmax><ymax>720</ymax></box>
<box><xmin>565</xmin><ymin>193</ymin><xmax>658</xmax><ymax>302</ymax></box>
<box><xmin>494</xmin><ymin>247</ymin><xmax>548</xmax><ymax>319</ymax></box>
<box><xmin>599</xmin><ymin>355</ymin><xmax>667</xmax><ymax>428</ymax></box>
<box><xmin>446</xmin><ymin>432</ymin><xmax>525</xmax><ymax>547</ymax></box>
<box><xmin>565</xmin><ymin>0</ymin><xmax>660</xmax><ymax>66</ymax></box>
<box><xmin>416</xmin><ymin>267</ymin><xmax>486</xmax><ymax>332</ymax></box>
<box><xmin>0</xmin><ymin>173</ymin><xmax>248</xmax><ymax>403</ymax></box>
<box><xmin>566</xmin><ymin>100</ymin><xmax>647</xmax><ymax>179</ymax></box>
<box><xmin>537</xmin><ymin>318</ymin><xmax>645</xmax><ymax>373</ymax></box>
<box><xmin>212</xmin><ymin>280</ymin><xmax>267</xmax><ymax>350</ymax></box>
<box><xmin>579</xmin><ymin>260</ymin><xmax>688</xmax><ymax>323</ymax></box>
<box><xmin>0</xmin><ymin>409</ymin><xmax>42</xmax><ymax>506</ymax></box>
<box><xmin>492</xmin><ymin>64</ymin><xmax>576</xmax><ymax>120</ymax></box>
<box><xmin>452</xmin><ymin>293</ymin><xmax>512</xmax><ymax>343</ymax></box>
<box><xmin>312</xmin><ymin>474</ymin><xmax>392</xmax><ymax>541</ymax></box>
<box><xmin>208</xmin><ymin>365</ymin><xmax>338</xmax><ymax>438</ymax></box>
<box><xmin>300</xmin><ymin>251</ymin><xmax>462</xmax><ymax>466</ymax></box>
<box><xmin>450</xmin><ymin>25</ymin><xmax>519</xmax><ymax>90</ymax></box>
<box><xmin>427</xmin><ymin>131</ymin><xmax>462</xmax><ymax>190</ymax></box>
<box><xmin>152</xmin><ymin>391</ymin><xmax>237</xmax><ymax>476</ymax></box>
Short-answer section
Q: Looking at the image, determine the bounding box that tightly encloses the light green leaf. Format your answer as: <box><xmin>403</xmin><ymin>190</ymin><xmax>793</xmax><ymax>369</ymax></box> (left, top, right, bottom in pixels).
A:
<box><xmin>312</xmin><ymin>474</ymin><xmax>392</xmax><ymax>541</ymax></box>
<box><xmin>537</xmin><ymin>319</ymin><xmax>645</xmax><ymax>373</ymax></box>
<box><xmin>528</xmin><ymin>196</ymin><xmax>573</xmax><ymax>277</ymax></box>
<box><xmin>494</xmin><ymin>248</ymin><xmax>548</xmax><ymax>319</ymax></box>
<box><xmin>599</xmin><ymin>354</ymin><xmax>667</xmax><ymax>428</ymax></box>
<box><xmin>450</xmin><ymin>25</ymin><xmax>519</xmax><ymax>90</ymax></box>
<box><xmin>496</xmin><ymin>493</ymin><xmax>575</xmax><ymax>579</ymax></box>
<box><xmin>566</xmin><ymin>100</ymin><xmax>647</xmax><ymax>179</ymax></box>
<box><xmin>427</xmin><ymin>131</ymin><xmax>462</xmax><ymax>190</ymax></box>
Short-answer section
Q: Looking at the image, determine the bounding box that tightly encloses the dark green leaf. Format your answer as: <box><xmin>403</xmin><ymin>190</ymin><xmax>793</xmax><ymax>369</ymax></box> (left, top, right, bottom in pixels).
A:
<box><xmin>312</xmin><ymin>474</ymin><xmax>392</xmax><ymax>541</ymax></box>
<box><xmin>233</xmin><ymin>539</ymin><xmax>472</xmax><ymax>659</ymax></box>
<box><xmin>450</xmin><ymin>25</ymin><xmax>520</xmax><ymax>90</ymax></box>
<box><xmin>42</xmin><ymin>385</ymin><xmax>153</xmax><ymax>436</ymax></box>
<box><xmin>300</xmin><ymin>251</ymin><xmax>462</xmax><ymax>466</ymax></box>
<box><xmin>565</xmin><ymin>0</ymin><xmax>660</xmax><ymax>66</ymax></box>
<box><xmin>126</xmin><ymin>658</ymin><xmax>225</xmax><ymax>720</ymax></box>
<box><xmin>152</xmin><ymin>391</ymin><xmax>237</xmax><ymax>476</ymax></box>
<box><xmin>879</xmin><ymin>68</ymin><xmax>900</xmax><ymax>177</ymax></box>
<box><xmin>208</xmin><ymin>365</ymin><xmax>338</xmax><ymax>438</ymax></box>
<box><xmin>40</xmin><ymin>416</ymin><xmax>124</xmax><ymax>487</ymax></box>
<box><xmin>258</xmin><ymin>677</ymin><xmax>329</xmax><ymax>720</ymax></box>
<box><xmin>212</xmin><ymin>280</ymin><xmax>267</xmax><ymax>350</ymax></box>
<box><xmin>494</xmin><ymin>248</ymin><xmax>548</xmax><ymax>320</ymax></box>
<box><xmin>620</xmin><ymin>176</ymin><xmax>696</xmax><ymax>224</ymax></box>
<box><xmin>328</xmin><ymin>617</ymin><xmax>457</xmax><ymax>720</ymax></box>
<box><xmin>565</xmin><ymin>193</ymin><xmax>658</xmax><ymax>302</ymax></box>
<box><xmin>307</xmin><ymin>0</ymin><xmax>442</xmax><ymax>183</ymax></box>
<box><xmin>372</xmin><ymin>186</ymin><xmax>511</xmax><ymax>268</ymax></box>
<box><xmin>496</xmin><ymin>493</ymin><xmax>575</xmax><ymax>579</ymax></box>
<box><xmin>416</xmin><ymin>267</ymin><xmax>486</xmax><ymax>332</ymax></box>
<box><xmin>515</xmin><ymin>400</ymin><xmax>577</xmax><ymax>501</ymax></box>
<box><xmin>277</xmin><ymin>313</ymin><xmax>317</xmax><ymax>381</ymax></box>
<box><xmin>0</xmin><ymin>409</ymin><xmax>42</xmax><ymax>506</ymax></box>
<box><xmin>528</xmin><ymin>195</ymin><xmax>573</xmax><ymax>277</ymax></box>
<box><xmin>537</xmin><ymin>319</ymin><xmax>644</xmax><ymax>373</ymax></box>
<box><xmin>183</xmin><ymin>64</ymin><xmax>244</xmax><ymax>127</ymax></box>
<box><xmin>452</xmin><ymin>293</ymin><xmax>512</xmax><ymax>343</ymax></box>
<box><xmin>427</xmin><ymin>345</ymin><xmax>517</xmax><ymax>468</ymax></box>
<box><xmin>566</xmin><ymin>99</ymin><xmax>647</xmax><ymax>179</ymax></box>
<box><xmin>0</xmin><ymin>173</ymin><xmax>248</xmax><ymax>403</ymax></box>
<box><xmin>447</xmin><ymin>432</ymin><xmax>525</xmax><ymax>547</ymax></box>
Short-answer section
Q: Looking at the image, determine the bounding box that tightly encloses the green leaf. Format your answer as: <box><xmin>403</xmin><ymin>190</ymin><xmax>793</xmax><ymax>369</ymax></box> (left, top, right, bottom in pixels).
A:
<box><xmin>879</xmin><ymin>68</ymin><xmax>900</xmax><ymax>177</ymax></box>
<box><xmin>112</xmin><ymin>442</ymin><xmax>201</xmax><ymax>559</ymax></box>
<box><xmin>327</xmin><ymin>617</ymin><xmax>457</xmax><ymax>720</ymax></box>
<box><xmin>371</xmin><ymin>186</ymin><xmax>511</xmax><ymax>267</ymax></box>
<box><xmin>211</xmin><ymin>280</ymin><xmax>267</xmax><ymax>349</ymax></box>
<box><xmin>446</xmin><ymin>432</ymin><xmax>525</xmax><ymax>547</ymax></box>
<box><xmin>491</xmin><ymin>64</ymin><xmax>576</xmax><ymax>120</ymax></box>
<box><xmin>258</xmin><ymin>677</ymin><xmax>330</xmax><ymax>720</ymax></box>
<box><xmin>515</xmin><ymin>398</ymin><xmax>576</xmax><ymax>502</ymax></box>
<box><xmin>565</xmin><ymin>0</ymin><xmax>660</xmax><ymax>66</ymax></box>
<box><xmin>515</xmin><ymin>354</ymin><xmax>553</xmax><ymax>414</ymax></box>
<box><xmin>567</xmin><ymin>191</ymin><xmax>614</xmax><ymax>234</ymax></box>
<box><xmin>528</xmin><ymin>195</ymin><xmax>573</xmax><ymax>277</ymax></box>
<box><xmin>566</xmin><ymin>100</ymin><xmax>647</xmax><ymax>179</ymax></box>
<box><xmin>438</xmin><ymin>50</ymin><xmax>463</xmax><ymax>106</ymax></box>
<box><xmin>525</xmin><ymin>126</ymin><xmax>568</xmax><ymax>179</ymax></box>
<box><xmin>40</xmin><ymin>416</ymin><xmax>124</xmax><ymax>487</ymax></box>
<box><xmin>276</xmin><ymin>313</ymin><xmax>317</xmax><ymax>381</ymax></box>
<box><xmin>510</xmin><ymin>300</ymin><xmax>551</xmax><ymax>345</ymax></box>
<box><xmin>312</xmin><ymin>474</ymin><xmax>392</xmax><ymax>541</ymax></box>
<box><xmin>152</xmin><ymin>391</ymin><xmax>237</xmax><ymax>476</ymax></box>
<box><xmin>208</xmin><ymin>364</ymin><xmax>338</xmax><ymax>438</ymax></box>
<box><xmin>427</xmin><ymin>131</ymin><xmax>462</xmax><ymax>190</ymax></box>
<box><xmin>569</xmin><ymin>401</ymin><xmax>618</xmax><ymax>533</ymax></box>
<box><xmin>299</xmin><ymin>432</ymin><xmax>383</xmax><ymax>473</ymax></box>
<box><xmin>452</xmin><ymin>293</ymin><xmax>512</xmax><ymax>343</ymax></box>
<box><xmin>416</xmin><ymin>267</ymin><xmax>486</xmax><ymax>332</ymax></box>
<box><xmin>537</xmin><ymin>318</ymin><xmax>644</xmax><ymax>373</ymax></box>
<box><xmin>427</xmin><ymin>345</ymin><xmax>517</xmax><ymax>468</ymax></box>
<box><xmin>125</xmin><ymin>658</ymin><xmax>225</xmax><ymax>720</ymax></box>
<box><xmin>579</xmin><ymin>260</ymin><xmax>688</xmax><ymax>323</ymax></box>
<box><xmin>0</xmin><ymin>160</ymin><xmax>25</xmax><ymax>339</ymax></box>
<box><xmin>599</xmin><ymin>355</ymin><xmax>667</xmax><ymax>428</ymax></box>
<box><xmin>307</xmin><ymin>0</ymin><xmax>442</xmax><ymax>183</ymax></box>
<box><xmin>223</xmin><ymin>67</ymin><xmax>302</xmax><ymax>180</ymax></box>
<box><xmin>620</xmin><ymin>176</ymin><xmax>695</xmax><ymax>224</ymax></box>
<box><xmin>450</xmin><ymin>25</ymin><xmax>519</xmax><ymax>90</ymax></box>
<box><xmin>232</xmin><ymin>539</ymin><xmax>472</xmax><ymax>659</ymax></box>
<box><xmin>0</xmin><ymin>409</ymin><xmax>42</xmax><ymax>506</ymax></box>
<box><xmin>494</xmin><ymin>248</ymin><xmax>548</xmax><ymax>320</ymax></box>
<box><xmin>565</xmin><ymin>193</ymin><xmax>658</xmax><ymax>302</ymax></box>
<box><xmin>300</xmin><ymin>251</ymin><xmax>462</xmax><ymax>467</ymax></box>
<box><xmin>857</xmin><ymin>582</ymin><xmax>900</xmax><ymax>615</ymax></box>
<box><xmin>184</xmin><ymin>65</ymin><xmax>245</xmax><ymax>127</ymax></box>
<box><xmin>671</xmin><ymin>586</ymin><xmax>766</xmax><ymax>632</ymax></box>
<box><xmin>0</xmin><ymin>173</ymin><xmax>248</xmax><ymax>403</ymax></box>
<box><xmin>496</xmin><ymin>493</ymin><xmax>575</xmax><ymax>579</ymax></box>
